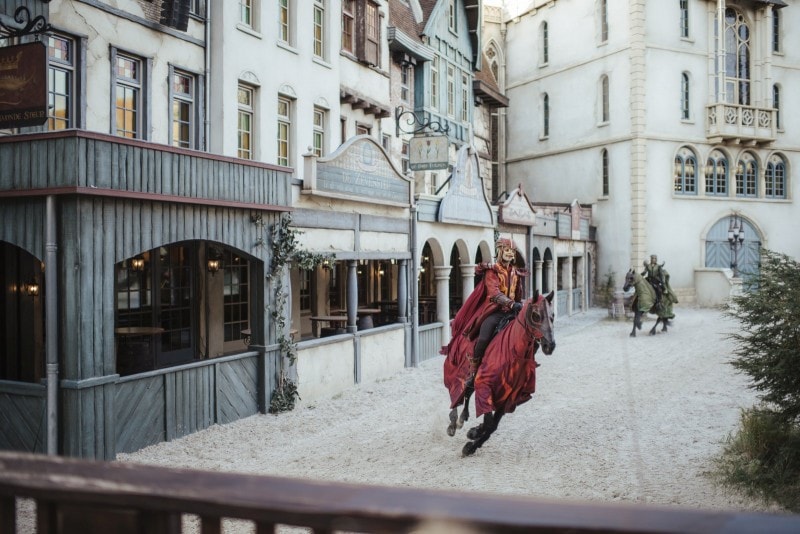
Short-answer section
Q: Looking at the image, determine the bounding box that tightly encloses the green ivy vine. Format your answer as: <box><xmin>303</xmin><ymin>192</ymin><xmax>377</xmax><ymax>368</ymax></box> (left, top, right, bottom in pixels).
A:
<box><xmin>266</xmin><ymin>213</ymin><xmax>335</xmax><ymax>413</ymax></box>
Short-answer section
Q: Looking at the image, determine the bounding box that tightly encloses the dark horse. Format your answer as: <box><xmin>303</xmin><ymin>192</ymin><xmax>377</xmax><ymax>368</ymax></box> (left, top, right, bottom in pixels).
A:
<box><xmin>442</xmin><ymin>291</ymin><xmax>556</xmax><ymax>456</ymax></box>
<box><xmin>622</xmin><ymin>269</ymin><xmax>670</xmax><ymax>337</ymax></box>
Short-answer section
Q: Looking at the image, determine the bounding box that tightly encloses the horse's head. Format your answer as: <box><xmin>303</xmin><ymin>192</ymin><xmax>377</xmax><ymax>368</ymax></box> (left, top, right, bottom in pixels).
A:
<box><xmin>622</xmin><ymin>269</ymin><xmax>637</xmax><ymax>292</ymax></box>
<box><xmin>521</xmin><ymin>290</ymin><xmax>556</xmax><ymax>355</ymax></box>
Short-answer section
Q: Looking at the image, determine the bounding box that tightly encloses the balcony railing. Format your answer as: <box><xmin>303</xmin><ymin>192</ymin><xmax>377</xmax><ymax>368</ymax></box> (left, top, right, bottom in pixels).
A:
<box><xmin>706</xmin><ymin>103</ymin><xmax>776</xmax><ymax>144</ymax></box>
<box><xmin>2</xmin><ymin>451</ymin><xmax>799</xmax><ymax>534</ymax></box>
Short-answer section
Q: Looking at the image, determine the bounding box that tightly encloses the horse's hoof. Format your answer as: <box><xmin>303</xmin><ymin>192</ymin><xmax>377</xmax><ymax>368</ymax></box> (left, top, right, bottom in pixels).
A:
<box><xmin>466</xmin><ymin>425</ymin><xmax>483</xmax><ymax>440</ymax></box>
<box><xmin>447</xmin><ymin>409</ymin><xmax>458</xmax><ymax>436</ymax></box>
<box><xmin>462</xmin><ymin>441</ymin><xmax>478</xmax><ymax>457</ymax></box>
<box><xmin>629</xmin><ymin>332</ymin><xmax>636</xmax><ymax>338</ymax></box>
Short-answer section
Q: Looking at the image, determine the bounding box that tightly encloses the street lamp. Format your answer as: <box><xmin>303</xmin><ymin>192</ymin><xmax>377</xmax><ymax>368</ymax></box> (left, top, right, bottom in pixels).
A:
<box><xmin>728</xmin><ymin>214</ymin><xmax>745</xmax><ymax>277</ymax></box>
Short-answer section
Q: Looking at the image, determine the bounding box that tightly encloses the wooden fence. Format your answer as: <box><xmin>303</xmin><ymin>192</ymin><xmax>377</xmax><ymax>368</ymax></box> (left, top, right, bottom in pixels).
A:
<box><xmin>1</xmin><ymin>452</ymin><xmax>798</xmax><ymax>534</ymax></box>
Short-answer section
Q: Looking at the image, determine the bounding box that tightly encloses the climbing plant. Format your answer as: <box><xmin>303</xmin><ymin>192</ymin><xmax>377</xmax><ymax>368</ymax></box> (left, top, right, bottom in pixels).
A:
<box><xmin>266</xmin><ymin>213</ymin><xmax>335</xmax><ymax>413</ymax></box>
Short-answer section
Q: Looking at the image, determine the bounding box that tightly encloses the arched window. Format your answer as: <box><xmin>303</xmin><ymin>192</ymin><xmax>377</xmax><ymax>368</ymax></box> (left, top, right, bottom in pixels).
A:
<box><xmin>735</xmin><ymin>152</ymin><xmax>757</xmax><ymax>198</ymax></box>
<box><xmin>602</xmin><ymin>149</ymin><xmax>609</xmax><ymax>196</ymax></box>
<box><xmin>773</xmin><ymin>84</ymin><xmax>781</xmax><ymax>130</ymax></box>
<box><xmin>722</xmin><ymin>8</ymin><xmax>750</xmax><ymax>105</ymax></box>
<box><xmin>681</xmin><ymin>72</ymin><xmax>690</xmax><ymax>120</ymax></box>
<box><xmin>600</xmin><ymin>75</ymin><xmax>609</xmax><ymax>123</ymax></box>
<box><xmin>674</xmin><ymin>146</ymin><xmax>697</xmax><ymax>195</ymax></box>
<box><xmin>705</xmin><ymin>149</ymin><xmax>728</xmax><ymax>196</ymax></box>
<box><xmin>680</xmin><ymin>0</ymin><xmax>689</xmax><ymax>38</ymax></box>
<box><xmin>541</xmin><ymin>21</ymin><xmax>549</xmax><ymax>64</ymax></box>
<box><xmin>542</xmin><ymin>93</ymin><xmax>550</xmax><ymax>137</ymax></box>
<box><xmin>766</xmin><ymin>154</ymin><xmax>787</xmax><ymax>199</ymax></box>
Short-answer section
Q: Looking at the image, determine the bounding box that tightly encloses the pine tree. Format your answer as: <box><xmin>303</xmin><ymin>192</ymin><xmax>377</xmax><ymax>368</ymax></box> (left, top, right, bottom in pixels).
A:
<box><xmin>726</xmin><ymin>249</ymin><xmax>800</xmax><ymax>423</ymax></box>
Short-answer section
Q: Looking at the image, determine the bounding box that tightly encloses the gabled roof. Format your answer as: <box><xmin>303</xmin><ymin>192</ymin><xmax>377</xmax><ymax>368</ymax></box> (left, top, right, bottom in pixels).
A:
<box><xmin>419</xmin><ymin>0</ymin><xmax>482</xmax><ymax>69</ymax></box>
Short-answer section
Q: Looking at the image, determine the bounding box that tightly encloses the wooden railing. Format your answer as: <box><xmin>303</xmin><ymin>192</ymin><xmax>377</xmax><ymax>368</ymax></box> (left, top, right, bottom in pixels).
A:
<box><xmin>1</xmin><ymin>452</ymin><xmax>798</xmax><ymax>533</ymax></box>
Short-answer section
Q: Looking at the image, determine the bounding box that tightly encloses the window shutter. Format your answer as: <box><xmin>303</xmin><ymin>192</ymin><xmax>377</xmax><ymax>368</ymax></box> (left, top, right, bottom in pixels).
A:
<box><xmin>161</xmin><ymin>0</ymin><xmax>191</xmax><ymax>31</ymax></box>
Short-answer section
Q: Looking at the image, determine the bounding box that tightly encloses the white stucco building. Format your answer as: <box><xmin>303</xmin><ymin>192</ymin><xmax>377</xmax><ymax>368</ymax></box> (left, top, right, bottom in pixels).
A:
<box><xmin>490</xmin><ymin>0</ymin><xmax>799</xmax><ymax>304</ymax></box>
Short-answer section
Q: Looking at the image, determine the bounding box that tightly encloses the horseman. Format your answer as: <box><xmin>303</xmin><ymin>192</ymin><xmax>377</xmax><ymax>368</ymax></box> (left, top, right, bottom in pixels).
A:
<box><xmin>641</xmin><ymin>254</ymin><xmax>678</xmax><ymax>317</ymax></box>
<box><xmin>463</xmin><ymin>238</ymin><xmax>526</xmax><ymax>380</ymax></box>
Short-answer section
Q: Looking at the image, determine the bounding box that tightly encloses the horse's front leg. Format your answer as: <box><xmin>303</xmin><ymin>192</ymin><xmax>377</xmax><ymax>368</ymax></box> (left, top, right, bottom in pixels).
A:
<box><xmin>630</xmin><ymin>311</ymin><xmax>639</xmax><ymax>337</ymax></box>
<box><xmin>447</xmin><ymin>378</ymin><xmax>474</xmax><ymax>436</ymax></box>
<box><xmin>462</xmin><ymin>412</ymin><xmax>504</xmax><ymax>457</ymax></box>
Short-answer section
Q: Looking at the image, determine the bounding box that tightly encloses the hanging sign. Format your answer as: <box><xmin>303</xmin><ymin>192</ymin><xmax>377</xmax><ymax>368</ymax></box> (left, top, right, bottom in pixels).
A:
<box><xmin>0</xmin><ymin>41</ymin><xmax>48</xmax><ymax>129</ymax></box>
<box><xmin>409</xmin><ymin>135</ymin><xmax>449</xmax><ymax>171</ymax></box>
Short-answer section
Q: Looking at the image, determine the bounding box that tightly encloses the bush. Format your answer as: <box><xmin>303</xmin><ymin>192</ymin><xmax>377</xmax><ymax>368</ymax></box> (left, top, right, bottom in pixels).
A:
<box><xmin>715</xmin><ymin>409</ymin><xmax>800</xmax><ymax>511</ymax></box>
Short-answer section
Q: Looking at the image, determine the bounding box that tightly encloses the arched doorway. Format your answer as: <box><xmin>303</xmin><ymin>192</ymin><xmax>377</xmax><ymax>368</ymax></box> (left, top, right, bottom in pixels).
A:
<box><xmin>705</xmin><ymin>215</ymin><xmax>761</xmax><ymax>280</ymax></box>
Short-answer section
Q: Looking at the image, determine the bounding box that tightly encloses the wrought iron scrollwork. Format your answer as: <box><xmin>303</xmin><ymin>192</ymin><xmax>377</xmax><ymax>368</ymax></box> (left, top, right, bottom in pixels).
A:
<box><xmin>395</xmin><ymin>106</ymin><xmax>450</xmax><ymax>137</ymax></box>
<box><xmin>0</xmin><ymin>6</ymin><xmax>52</xmax><ymax>38</ymax></box>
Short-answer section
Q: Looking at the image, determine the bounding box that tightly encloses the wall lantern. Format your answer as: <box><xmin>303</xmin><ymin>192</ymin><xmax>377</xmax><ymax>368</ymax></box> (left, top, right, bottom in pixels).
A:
<box><xmin>207</xmin><ymin>247</ymin><xmax>223</xmax><ymax>275</ymax></box>
<box><xmin>130</xmin><ymin>257</ymin><xmax>145</xmax><ymax>272</ymax></box>
<box><xmin>24</xmin><ymin>276</ymin><xmax>40</xmax><ymax>297</ymax></box>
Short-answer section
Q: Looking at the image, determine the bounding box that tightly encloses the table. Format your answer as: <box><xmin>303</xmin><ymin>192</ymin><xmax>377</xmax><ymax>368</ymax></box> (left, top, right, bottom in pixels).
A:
<box><xmin>309</xmin><ymin>315</ymin><xmax>348</xmax><ymax>337</ymax></box>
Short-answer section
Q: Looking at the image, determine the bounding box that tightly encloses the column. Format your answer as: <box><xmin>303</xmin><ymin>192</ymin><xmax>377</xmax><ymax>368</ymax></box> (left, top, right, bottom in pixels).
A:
<box><xmin>534</xmin><ymin>260</ymin><xmax>543</xmax><ymax>296</ymax></box>
<box><xmin>346</xmin><ymin>260</ymin><xmax>358</xmax><ymax>333</ymax></box>
<box><xmin>460</xmin><ymin>263</ymin><xmax>476</xmax><ymax>301</ymax></box>
<box><xmin>434</xmin><ymin>266</ymin><xmax>452</xmax><ymax>345</ymax></box>
<box><xmin>397</xmin><ymin>259</ymin><xmax>408</xmax><ymax>322</ymax></box>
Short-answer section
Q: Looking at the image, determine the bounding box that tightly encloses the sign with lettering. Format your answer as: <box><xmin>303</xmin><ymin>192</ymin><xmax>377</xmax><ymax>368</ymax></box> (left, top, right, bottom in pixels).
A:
<box><xmin>310</xmin><ymin>136</ymin><xmax>412</xmax><ymax>206</ymax></box>
<box><xmin>409</xmin><ymin>135</ymin><xmax>449</xmax><ymax>171</ymax></box>
<box><xmin>438</xmin><ymin>145</ymin><xmax>494</xmax><ymax>227</ymax></box>
<box><xmin>498</xmin><ymin>184</ymin><xmax>536</xmax><ymax>226</ymax></box>
<box><xmin>0</xmin><ymin>42</ymin><xmax>47</xmax><ymax>128</ymax></box>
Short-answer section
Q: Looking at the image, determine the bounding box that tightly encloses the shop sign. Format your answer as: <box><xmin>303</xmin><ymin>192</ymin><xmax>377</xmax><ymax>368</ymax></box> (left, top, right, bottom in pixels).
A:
<box><xmin>409</xmin><ymin>135</ymin><xmax>448</xmax><ymax>171</ymax></box>
<box><xmin>0</xmin><ymin>41</ymin><xmax>47</xmax><ymax>129</ymax></box>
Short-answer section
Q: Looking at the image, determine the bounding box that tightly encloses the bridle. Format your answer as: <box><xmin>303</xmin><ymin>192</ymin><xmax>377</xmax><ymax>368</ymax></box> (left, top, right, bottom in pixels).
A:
<box><xmin>515</xmin><ymin>297</ymin><xmax>548</xmax><ymax>342</ymax></box>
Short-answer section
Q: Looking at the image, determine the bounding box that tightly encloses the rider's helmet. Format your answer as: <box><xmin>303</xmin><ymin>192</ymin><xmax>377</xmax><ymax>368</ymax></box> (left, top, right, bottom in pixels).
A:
<box><xmin>495</xmin><ymin>238</ymin><xmax>516</xmax><ymax>264</ymax></box>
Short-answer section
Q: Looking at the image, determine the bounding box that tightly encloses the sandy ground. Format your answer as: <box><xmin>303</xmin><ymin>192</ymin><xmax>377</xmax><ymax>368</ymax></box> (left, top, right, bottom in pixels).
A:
<box><xmin>111</xmin><ymin>305</ymin><xmax>789</xmax><ymax>527</ymax></box>
<box><xmin>15</xmin><ymin>307</ymin><xmax>784</xmax><ymax>533</ymax></box>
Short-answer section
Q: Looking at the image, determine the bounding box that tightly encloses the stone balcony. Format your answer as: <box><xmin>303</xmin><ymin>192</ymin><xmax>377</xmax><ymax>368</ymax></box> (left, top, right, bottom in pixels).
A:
<box><xmin>706</xmin><ymin>102</ymin><xmax>777</xmax><ymax>145</ymax></box>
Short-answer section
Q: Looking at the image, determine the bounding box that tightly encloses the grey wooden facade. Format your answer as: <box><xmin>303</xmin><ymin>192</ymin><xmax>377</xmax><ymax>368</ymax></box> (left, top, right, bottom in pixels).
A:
<box><xmin>0</xmin><ymin>131</ymin><xmax>291</xmax><ymax>458</ymax></box>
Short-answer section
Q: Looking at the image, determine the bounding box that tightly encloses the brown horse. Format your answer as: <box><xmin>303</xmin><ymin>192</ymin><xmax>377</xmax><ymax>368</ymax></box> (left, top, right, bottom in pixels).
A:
<box><xmin>443</xmin><ymin>291</ymin><xmax>556</xmax><ymax>456</ymax></box>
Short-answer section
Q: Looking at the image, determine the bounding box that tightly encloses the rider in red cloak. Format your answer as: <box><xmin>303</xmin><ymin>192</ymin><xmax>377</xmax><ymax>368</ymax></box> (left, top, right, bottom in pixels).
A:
<box><xmin>442</xmin><ymin>238</ymin><xmax>526</xmax><ymax>407</ymax></box>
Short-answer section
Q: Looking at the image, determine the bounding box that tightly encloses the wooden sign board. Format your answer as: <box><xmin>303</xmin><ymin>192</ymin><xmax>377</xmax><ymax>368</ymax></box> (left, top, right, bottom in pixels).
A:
<box><xmin>409</xmin><ymin>135</ymin><xmax>448</xmax><ymax>171</ymax></box>
<box><xmin>0</xmin><ymin>41</ymin><xmax>48</xmax><ymax>128</ymax></box>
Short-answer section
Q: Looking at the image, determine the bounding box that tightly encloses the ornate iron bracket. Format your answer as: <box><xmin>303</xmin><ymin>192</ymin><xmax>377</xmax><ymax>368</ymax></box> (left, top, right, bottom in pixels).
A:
<box><xmin>395</xmin><ymin>106</ymin><xmax>450</xmax><ymax>137</ymax></box>
<box><xmin>0</xmin><ymin>6</ymin><xmax>52</xmax><ymax>39</ymax></box>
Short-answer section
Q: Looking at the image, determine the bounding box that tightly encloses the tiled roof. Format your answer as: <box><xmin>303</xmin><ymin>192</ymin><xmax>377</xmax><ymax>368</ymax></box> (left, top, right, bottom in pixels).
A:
<box><xmin>389</xmin><ymin>0</ymin><xmax>422</xmax><ymax>42</ymax></box>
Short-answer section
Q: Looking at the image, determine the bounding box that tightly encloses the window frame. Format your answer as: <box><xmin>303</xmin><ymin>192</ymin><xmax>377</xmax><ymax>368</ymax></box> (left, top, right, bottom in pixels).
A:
<box><xmin>341</xmin><ymin>0</ymin><xmax>355</xmax><ymax>54</ymax></box>
<box><xmin>674</xmin><ymin>147</ymin><xmax>698</xmax><ymax>195</ymax></box>
<box><xmin>313</xmin><ymin>0</ymin><xmax>326</xmax><ymax>59</ymax></box>
<box><xmin>765</xmin><ymin>155</ymin><xmax>786</xmax><ymax>199</ymax></box>
<box><xmin>312</xmin><ymin>106</ymin><xmax>326</xmax><ymax>157</ymax></box>
<box><xmin>601</xmin><ymin>148</ymin><xmax>609</xmax><ymax>197</ymax></box>
<box><xmin>722</xmin><ymin>8</ymin><xmax>751</xmax><ymax>106</ymax></box>
<box><xmin>446</xmin><ymin>64</ymin><xmax>455</xmax><ymax>117</ymax></box>
<box><xmin>541</xmin><ymin>21</ymin><xmax>549</xmax><ymax>65</ymax></box>
<box><xmin>169</xmin><ymin>67</ymin><xmax>198</xmax><ymax>150</ymax></box>
<box><xmin>734</xmin><ymin>155</ymin><xmax>757</xmax><ymax>198</ymax></box>
<box><xmin>541</xmin><ymin>92</ymin><xmax>550</xmax><ymax>139</ymax></box>
<box><xmin>240</xmin><ymin>0</ymin><xmax>253</xmax><ymax>28</ymax></box>
<box><xmin>279</xmin><ymin>0</ymin><xmax>291</xmax><ymax>44</ymax></box>
<box><xmin>47</xmin><ymin>33</ymin><xmax>76</xmax><ymax>131</ymax></box>
<box><xmin>599</xmin><ymin>0</ymin><xmax>608</xmax><ymax>43</ymax></box>
<box><xmin>679</xmin><ymin>0</ymin><xmax>689</xmax><ymax>39</ymax></box>
<box><xmin>460</xmin><ymin>71</ymin><xmax>469</xmax><ymax>122</ymax></box>
<box><xmin>111</xmin><ymin>48</ymin><xmax>149</xmax><ymax>140</ymax></box>
<box><xmin>430</xmin><ymin>55</ymin><xmax>439</xmax><ymax>109</ymax></box>
<box><xmin>237</xmin><ymin>84</ymin><xmax>255</xmax><ymax>160</ymax></box>
<box><xmin>705</xmin><ymin>151</ymin><xmax>729</xmax><ymax>196</ymax></box>
<box><xmin>277</xmin><ymin>95</ymin><xmax>293</xmax><ymax>167</ymax></box>
<box><xmin>600</xmin><ymin>75</ymin><xmax>609</xmax><ymax>124</ymax></box>
<box><xmin>680</xmin><ymin>72</ymin><xmax>690</xmax><ymax>121</ymax></box>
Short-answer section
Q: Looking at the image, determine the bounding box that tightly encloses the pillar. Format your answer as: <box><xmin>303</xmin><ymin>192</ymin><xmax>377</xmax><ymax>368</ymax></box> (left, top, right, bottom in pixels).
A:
<box><xmin>434</xmin><ymin>266</ymin><xmax>452</xmax><ymax>344</ymax></box>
